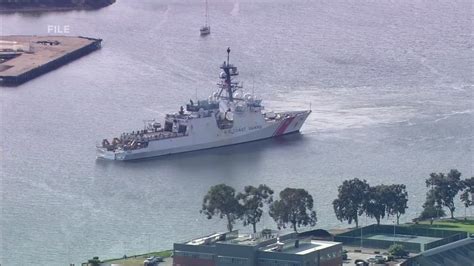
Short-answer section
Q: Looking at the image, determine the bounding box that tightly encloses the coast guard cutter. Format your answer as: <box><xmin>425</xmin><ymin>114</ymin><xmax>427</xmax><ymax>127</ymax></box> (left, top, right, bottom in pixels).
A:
<box><xmin>97</xmin><ymin>48</ymin><xmax>311</xmax><ymax>160</ymax></box>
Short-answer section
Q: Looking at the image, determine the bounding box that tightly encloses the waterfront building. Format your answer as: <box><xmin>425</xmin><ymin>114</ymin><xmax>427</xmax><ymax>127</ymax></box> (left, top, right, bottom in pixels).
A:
<box><xmin>173</xmin><ymin>230</ymin><xmax>343</xmax><ymax>266</ymax></box>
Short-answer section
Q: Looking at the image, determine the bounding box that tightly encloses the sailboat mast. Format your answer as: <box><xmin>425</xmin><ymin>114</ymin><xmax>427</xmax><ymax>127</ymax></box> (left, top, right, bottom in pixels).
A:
<box><xmin>205</xmin><ymin>0</ymin><xmax>209</xmax><ymax>26</ymax></box>
<box><xmin>200</xmin><ymin>0</ymin><xmax>210</xmax><ymax>35</ymax></box>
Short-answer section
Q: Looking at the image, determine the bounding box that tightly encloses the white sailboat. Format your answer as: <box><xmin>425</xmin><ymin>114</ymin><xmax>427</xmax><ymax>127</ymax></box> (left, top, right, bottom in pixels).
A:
<box><xmin>200</xmin><ymin>0</ymin><xmax>210</xmax><ymax>35</ymax></box>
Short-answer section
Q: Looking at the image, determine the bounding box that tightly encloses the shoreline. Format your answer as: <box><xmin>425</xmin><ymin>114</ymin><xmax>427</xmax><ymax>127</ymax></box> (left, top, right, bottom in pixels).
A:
<box><xmin>86</xmin><ymin>218</ymin><xmax>474</xmax><ymax>265</ymax></box>
<box><xmin>0</xmin><ymin>6</ymin><xmax>105</xmax><ymax>13</ymax></box>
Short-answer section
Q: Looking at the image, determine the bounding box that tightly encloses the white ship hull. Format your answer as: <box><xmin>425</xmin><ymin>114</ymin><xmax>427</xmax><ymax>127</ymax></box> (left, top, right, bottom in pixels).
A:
<box><xmin>97</xmin><ymin>110</ymin><xmax>310</xmax><ymax>161</ymax></box>
<box><xmin>97</xmin><ymin>49</ymin><xmax>312</xmax><ymax>161</ymax></box>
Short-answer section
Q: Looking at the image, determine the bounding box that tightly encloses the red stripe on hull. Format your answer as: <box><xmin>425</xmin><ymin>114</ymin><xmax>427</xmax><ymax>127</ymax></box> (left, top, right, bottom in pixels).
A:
<box><xmin>274</xmin><ymin>117</ymin><xmax>295</xmax><ymax>136</ymax></box>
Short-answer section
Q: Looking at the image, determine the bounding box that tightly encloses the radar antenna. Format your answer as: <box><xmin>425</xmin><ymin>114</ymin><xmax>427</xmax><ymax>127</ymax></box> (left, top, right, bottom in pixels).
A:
<box><xmin>219</xmin><ymin>47</ymin><xmax>239</xmax><ymax>102</ymax></box>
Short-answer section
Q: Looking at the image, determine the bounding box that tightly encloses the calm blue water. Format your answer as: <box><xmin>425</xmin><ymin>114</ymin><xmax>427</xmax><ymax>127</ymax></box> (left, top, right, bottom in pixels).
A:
<box><xmin>1</xmin><ymin>0</ymin><xmax>472</xmax><ymax>265</ymax></box>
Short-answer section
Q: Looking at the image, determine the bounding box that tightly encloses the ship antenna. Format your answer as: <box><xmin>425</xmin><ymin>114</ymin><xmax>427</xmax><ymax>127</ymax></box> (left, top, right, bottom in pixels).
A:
<box><xmin>222</xmin><ymin>47</ymin><xmax>234</xmax><ymax>101</ymax></box>
<box><xmin>220</xmin><ymin>47</ymin><xmax>237</xmax><ymax>102</ymax></box>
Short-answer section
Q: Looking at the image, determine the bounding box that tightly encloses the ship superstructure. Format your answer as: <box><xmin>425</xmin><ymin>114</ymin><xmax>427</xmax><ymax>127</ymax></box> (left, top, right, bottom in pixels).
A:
<box><xmin>97</xmin><ymin>48</ymin><xmax>311</xmax><ymax>160</ymax></box>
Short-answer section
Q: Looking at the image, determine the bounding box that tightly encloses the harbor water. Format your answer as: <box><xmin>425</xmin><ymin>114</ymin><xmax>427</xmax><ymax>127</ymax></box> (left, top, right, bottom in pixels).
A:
<box><xmin>0</xmin><ymin>0</ymin><xmax>472</xmax><ymax>265</ymax></box>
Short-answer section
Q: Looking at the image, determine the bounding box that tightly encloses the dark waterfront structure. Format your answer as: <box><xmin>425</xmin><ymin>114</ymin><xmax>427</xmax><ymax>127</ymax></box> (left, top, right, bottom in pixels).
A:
<box><xmin>0</xmin><ymin>35</ymin><xmax>101</xmax><ymax>86</ymax></box>
<box><xmin>408</xmin><ymin>237</ymin><xmax>474</xmax><ymax>266</ymax></box>
<box><xmin>173</xmin><ymin>230</ymin><xmax>343</xmax><ymax>266</ymax></box>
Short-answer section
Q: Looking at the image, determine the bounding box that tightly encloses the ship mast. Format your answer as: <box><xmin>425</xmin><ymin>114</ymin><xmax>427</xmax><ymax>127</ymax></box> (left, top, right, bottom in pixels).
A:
<box><xmin>219</xmin><ymin>47</ymin><xmax>239</xmax><ymax>102</ymax></box>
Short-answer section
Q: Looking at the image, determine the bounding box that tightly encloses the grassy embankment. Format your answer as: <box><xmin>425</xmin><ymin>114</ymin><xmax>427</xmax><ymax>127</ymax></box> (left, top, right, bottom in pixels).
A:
<box><xmin>406</xmin><ymin>218</ymin><xmax>474</xmax><ymax>234</ymax></box>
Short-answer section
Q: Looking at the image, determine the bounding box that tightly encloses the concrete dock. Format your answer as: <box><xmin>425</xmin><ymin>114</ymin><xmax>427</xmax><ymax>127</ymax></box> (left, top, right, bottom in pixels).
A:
<box><xmin>0</xmin><ymin>35</ymin><xmax>101</xmax><ymax>86</ymax></box>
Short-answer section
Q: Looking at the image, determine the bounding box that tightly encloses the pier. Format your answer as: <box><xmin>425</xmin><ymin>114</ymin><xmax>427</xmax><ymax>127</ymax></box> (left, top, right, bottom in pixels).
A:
<box><xmin>0</xmin><ymin>35</ymin><xmax>102</xmax><ymax>86</ymax></box>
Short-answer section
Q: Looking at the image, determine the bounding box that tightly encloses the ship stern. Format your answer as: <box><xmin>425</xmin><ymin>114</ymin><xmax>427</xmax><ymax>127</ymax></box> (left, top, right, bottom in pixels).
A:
<box><xmin>96</xmin><ymin>147</ymin><xmax>116</xmax><ymax>160</ymax></box>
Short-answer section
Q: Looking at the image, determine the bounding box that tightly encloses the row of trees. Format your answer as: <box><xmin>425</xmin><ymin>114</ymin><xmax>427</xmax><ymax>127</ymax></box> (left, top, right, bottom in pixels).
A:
<box><xmin>201</xmin><ymin>184</ymin><xmax>317</xmax><ymax>233</ymax></box>
<box><xmin>419</xmin><ymin>169</ymin><xmax>473</xmax><ymax>221</ymax></box>
<box><xmin>332</xmin><ymin>179</ymin><xmax>408</xmax><ymax>227</ymax></box>
<box><xmin>200</xmin><ymin>170</ymin><xmax>473</xmax><ymax>233</ymax></box>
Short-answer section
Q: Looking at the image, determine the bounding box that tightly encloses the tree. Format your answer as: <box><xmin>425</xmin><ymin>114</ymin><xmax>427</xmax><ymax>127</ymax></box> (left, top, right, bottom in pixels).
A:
<box><xmin>388</xmin><ymin>244</ymin><xmax>408</xmax><ymax>258</ymax></box>
<box><xmin>342</xmin><ymin>250</ymin><xmax>348</xmax><ymax>260</ymax></box>
<box><xmin>384</xmin><ymin>184</ymin><xmax>409</xmax><ymax>225</ymax></box>
<box><xmin>269</xmin><ymin>188</ymin><xmax>317</xmax><ymax>232</ymax></box>
<box><xmin>460</xmin><ymin>177</ymin><xmax>474</xmax><ymax>219</ymax></box>
<box><xmin>364</xmin><ymin>185</ymin><xmax>386</xmax><ymax>225</ymax></box>
<box><xmin>419</xmin><ymin>190</ymin><xmax>446</xmax><ymax>224</ymax></box>
<box><xmin>201</xmin><ymin>184</ymin><xmax>242</xmax><ymax>232</ymax></box>
<box><xmin>88</xmin><ymin>257</ymin><xmax>101</xmax><ymax>266</ymax></box>
<box><xmin>237</xmin><ymin>184</ymin><xmax>274</xmax><ymax>233</ymax></box>
<box><xmin>333</xmin><ymin>178</ymin><xmax>370</xmax><ymax>228</ymax></box>
<box><xmin>425</xmin><ymin>169</ymin><xmax>464</xmax><ymax>219</ymax></box>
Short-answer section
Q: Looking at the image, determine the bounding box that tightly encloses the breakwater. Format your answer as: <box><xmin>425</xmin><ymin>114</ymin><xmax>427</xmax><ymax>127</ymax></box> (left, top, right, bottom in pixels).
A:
<box><xmin>0</xmin><ymin>35</ymin><xmax>102</xmax><ymax>86</ymax></box>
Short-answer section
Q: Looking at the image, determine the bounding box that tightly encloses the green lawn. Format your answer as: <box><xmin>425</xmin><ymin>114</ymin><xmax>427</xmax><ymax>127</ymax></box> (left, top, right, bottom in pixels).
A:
<box><xmin>100</xmin><ymin>250</ymin><xmax>172</xmax><ymax>266</ymax></box>
<box><xmin>408</xmin><ymin>218</ymin><xmax>474</xmax><ymax>234</ymax></box>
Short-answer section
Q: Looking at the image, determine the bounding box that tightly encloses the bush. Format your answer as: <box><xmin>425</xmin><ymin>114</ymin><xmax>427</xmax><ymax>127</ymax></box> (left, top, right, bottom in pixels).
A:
<box><xmin>88</xmin><ymin>256</ymin><xmax>101</xmax><ymax>266</ymax></box>
<box><xmin>388</xmin><ymin>244</ymin><xmax>408</xmax><ymax>258</ymax></box>
<box><xmin>419</xmin><ymin>205</ymin><xmax>446</xmax><ymax>222</ymax></box>
<box><xmin>342</xmin><ymin>250</ymin><xmax>348</xmax><ymax>260</ymax></box>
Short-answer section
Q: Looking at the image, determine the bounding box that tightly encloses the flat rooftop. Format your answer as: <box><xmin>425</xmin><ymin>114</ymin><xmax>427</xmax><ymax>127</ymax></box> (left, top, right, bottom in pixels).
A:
<box><xmin>181</xmin><ymin>230</ymin><xmax>342</xmax><ymax>255</ymax></box>
<box><xmin>262</xmin><ymin>239</ymin><xmax>339</xmax><ymax>255</ymax></box>
<box><xmin>366</xmin><ymin>233</ymin><xmax>441</xmax><ymax>245</ymax></box>
<box><xmin>184</xmin><ymin>230</ymin><xmax>281</xmax><ymax>247</ymax></box>
<box><xmin>185</xmin><ymin>232</ymin><xmax>226</xmax><ymax>246</ymax></box>
<box><xmin>0</xmin><ymin>35</ymin><xmax>98</xmax><ymax>77</ymax></box>
<box><xmin>223</xmin><ymin>232</ymin><xmax>278</xmax><ymax>246</ymax></box>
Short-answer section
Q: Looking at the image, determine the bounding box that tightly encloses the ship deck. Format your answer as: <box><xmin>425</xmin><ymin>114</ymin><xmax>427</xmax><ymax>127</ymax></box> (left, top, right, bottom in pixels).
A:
<box><xmin>142</xmin><ymin>131</ymin><xmax>187</xmax><ymax>141</ymax></box>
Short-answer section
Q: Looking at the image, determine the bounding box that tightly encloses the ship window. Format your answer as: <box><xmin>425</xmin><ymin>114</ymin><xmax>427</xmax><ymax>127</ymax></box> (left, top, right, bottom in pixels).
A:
<box><xmin>164</xmin><ymin>121</ymin><xmax>173</xmax><ymax>132</ymax></box>
<box><xmin>178</xmin><ymin>125</ymin><xmax>187</xmax><ymax>134</ymax></box>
